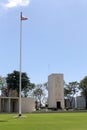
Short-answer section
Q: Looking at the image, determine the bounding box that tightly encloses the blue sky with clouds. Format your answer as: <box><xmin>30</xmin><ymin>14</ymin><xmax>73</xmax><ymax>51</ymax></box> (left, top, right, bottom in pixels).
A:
<box><xmin>0</xmin><ymin>0</ymin><xmax>87</xmax><ymax>84</ymax></box>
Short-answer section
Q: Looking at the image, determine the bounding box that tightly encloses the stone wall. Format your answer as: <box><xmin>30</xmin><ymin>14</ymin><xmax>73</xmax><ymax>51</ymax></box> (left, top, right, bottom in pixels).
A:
<box><xmin>0</xmin><ymin>97</ymin><xmax>35</xmax><ymax>113</ymax></box>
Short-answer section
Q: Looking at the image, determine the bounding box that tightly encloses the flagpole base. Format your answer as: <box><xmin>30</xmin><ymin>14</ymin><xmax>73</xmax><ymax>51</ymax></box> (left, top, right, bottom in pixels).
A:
<box><xmin>18</xmin><ymin>114</ymin><xmax>22</xmax><ymax>117</ymax></box>
<box><xmin>13</xmin><ymin>115</ymin><xmax>27</xmax><ymax>118</ymax></box>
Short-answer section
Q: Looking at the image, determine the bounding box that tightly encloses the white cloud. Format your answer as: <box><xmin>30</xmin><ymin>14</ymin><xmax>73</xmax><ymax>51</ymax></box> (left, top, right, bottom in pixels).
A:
<box><xmin>1</xmin><ymin>0</ymin><xmax>30</xmax><ymax>8</ymax></box>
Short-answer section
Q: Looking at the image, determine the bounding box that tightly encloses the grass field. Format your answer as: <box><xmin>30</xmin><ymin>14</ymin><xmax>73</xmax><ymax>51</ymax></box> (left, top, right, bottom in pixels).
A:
<box><xmin>0</xmin><ymin>112</ymin><xmax>87</xmax><ymax>130</ymax></box>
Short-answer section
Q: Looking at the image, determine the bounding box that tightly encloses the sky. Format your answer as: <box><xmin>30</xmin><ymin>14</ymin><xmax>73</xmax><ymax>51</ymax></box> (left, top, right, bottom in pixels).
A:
<box><xmin>0</xmin><ymin>0</ymin><xmax>87</xmax><ymax>84</ymax></box>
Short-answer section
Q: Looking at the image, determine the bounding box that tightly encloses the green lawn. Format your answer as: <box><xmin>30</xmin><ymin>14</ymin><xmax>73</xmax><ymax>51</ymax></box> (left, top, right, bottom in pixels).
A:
<box><xmin>0</xmin><ymin>112</ymin><xmax>87</xmax><ymax>130</ymax></box>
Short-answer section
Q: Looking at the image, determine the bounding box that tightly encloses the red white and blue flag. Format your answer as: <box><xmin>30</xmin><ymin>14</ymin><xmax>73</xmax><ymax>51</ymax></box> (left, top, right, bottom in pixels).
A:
<box><xmin>21</xmin><ymin>12</ymin><xmax>28</xmax><ymax>20</ymax></box>
<box><xmin>21</xmin><ymin>16</ymin><xmax>28</xmax><ymax>20</ymax></box>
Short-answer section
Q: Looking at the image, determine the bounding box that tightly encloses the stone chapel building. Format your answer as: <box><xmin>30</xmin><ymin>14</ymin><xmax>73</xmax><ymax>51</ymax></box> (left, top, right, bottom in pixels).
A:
<box><xmin>48</xmin><ymin>73</ymin><xmax>64</xmax><ymax>110</ymax></box>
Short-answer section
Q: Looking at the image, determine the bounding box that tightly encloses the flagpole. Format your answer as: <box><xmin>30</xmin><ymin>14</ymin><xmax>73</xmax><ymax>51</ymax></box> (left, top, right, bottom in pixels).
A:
<box><xmin>19</xmin><ymin>12</ymin><xmax>22</xmax><ymax>117</ymax></box>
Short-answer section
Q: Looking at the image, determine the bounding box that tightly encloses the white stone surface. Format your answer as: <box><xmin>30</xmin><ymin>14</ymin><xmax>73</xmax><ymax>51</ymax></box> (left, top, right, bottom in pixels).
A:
<box><xmin>0</xmin><ymin>97</ymin><xmax>35</xmax><ymax>113</ymax></box>
<box><xmin>21</xmin><ymin>97</ymin><xmax>35</xmax><ymax>112</ymax></box>
<box><xmin>48</xmin><ymin>73</ymin><xmax>64</xmax><ymax>109</ymax></box>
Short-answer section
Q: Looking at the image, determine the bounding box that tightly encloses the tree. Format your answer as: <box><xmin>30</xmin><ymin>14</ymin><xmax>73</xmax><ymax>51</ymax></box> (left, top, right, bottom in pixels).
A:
<box><xmin>64</xmin><ymin>81</ymin><xmax>79</xmax><ymax>108</ymax></box>
<box><xmin>0</xmin><ymin>76</ymin><xmax>2</xmax><ymax>89</ymax></box>
<box><xmin>0</xmin><ymin>76</ymin><xmax>8</xmax><ymax>96</ymax></box>
<box><xmin>33</xmin><ymin>84</ymin><xmax>43</xmax><ymax>109</ymax></box>
<box><xmin>79</xmin><ymin>76</ymin><xmax>87</xmax><ymax>109</ymax></box>
<box><xmin>6</xmin><ymin>70</ymin><xmax>35</xmax><ymax>97</ymax></box>
<box><xmin>34</xmin><ymin>88</ymin><xmax>43</xmax><ymax>109</ymax></box>
<box><xmin>33</xmin><ymin>83</ymin><xmax>48</xmax><ymax>110</ymax></box>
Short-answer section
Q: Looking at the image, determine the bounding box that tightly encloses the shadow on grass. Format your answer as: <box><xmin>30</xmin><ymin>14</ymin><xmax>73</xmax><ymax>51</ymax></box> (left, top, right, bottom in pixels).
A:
<box><xmin>0</xmin><ymin>120</ymin><xmax>8</xmax><ymax>122</ymax></box>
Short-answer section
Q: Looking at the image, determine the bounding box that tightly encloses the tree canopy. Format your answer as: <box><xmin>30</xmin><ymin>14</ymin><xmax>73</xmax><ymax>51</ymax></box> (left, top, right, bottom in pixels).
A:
<box><xmin>0</xmin><ymin>76</ymin><xmax>2</xmax><ymax>89</ymax></box>
<box><xmin>32</xmin><ymin>83</ymin><xmax>48</xmax><ymax>109</ymax></box>
<box><xmin>79</xmin><ymin>76</ymin><xmax>87</xmax><ymax>109</ymax></box>
<box><xmin>6</xmin><ymin>70</ymin><xmax>35</xmax><ymax>97</ymax></box>
<box><xmin>64</xmin><ymin>81</ymin><xmax>79</xmax><ymax>108</ymax></box>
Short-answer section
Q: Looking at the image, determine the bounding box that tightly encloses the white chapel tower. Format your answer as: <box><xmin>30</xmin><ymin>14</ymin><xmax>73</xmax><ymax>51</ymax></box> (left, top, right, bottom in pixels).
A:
<box><xmin>48</xmin><ymin>73</ymin><xmax>64</xmax><ymax>109</ymax></box>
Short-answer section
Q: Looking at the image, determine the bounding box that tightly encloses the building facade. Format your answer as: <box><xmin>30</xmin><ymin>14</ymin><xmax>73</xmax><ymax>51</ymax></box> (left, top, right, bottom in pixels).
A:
<box><xmin>65</xmin><ymin>96</ymin><xmax>86</xmax><ymax>110</ymax></box>
<box><xmin>48</xmin><ymin>73</ymin><xmax>64</xmax><ymax>109</ymax></box>
<box><xmin>0</xmin><ymin>97</ymin><xmax>35</xmax><ymax>113</ymax></box>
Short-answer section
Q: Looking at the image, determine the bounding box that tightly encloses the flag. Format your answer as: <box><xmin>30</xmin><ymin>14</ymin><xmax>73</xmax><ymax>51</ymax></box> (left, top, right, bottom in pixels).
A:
<box><xmin>21</xmin><ymin>12</ymin><xmax>28</xmax><ymax>20</ymax></box>
<box><xmin>21</xmin><ymin>16</ymin><xmax>28</xmax><ymax>20</ymax></box>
